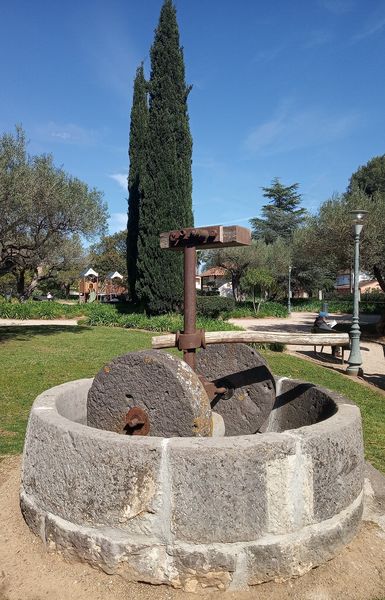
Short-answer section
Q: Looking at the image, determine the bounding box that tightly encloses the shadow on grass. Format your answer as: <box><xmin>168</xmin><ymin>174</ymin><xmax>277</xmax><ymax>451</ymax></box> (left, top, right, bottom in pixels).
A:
<box><xmin>0</xmin><ymin>325</ymin><xmax>92</xmax><ymax>344</ymax></box>
<box><xmin>364</xmin><ymin>374</ymin><xmax>385</xmax><ymax>392</ymax></box>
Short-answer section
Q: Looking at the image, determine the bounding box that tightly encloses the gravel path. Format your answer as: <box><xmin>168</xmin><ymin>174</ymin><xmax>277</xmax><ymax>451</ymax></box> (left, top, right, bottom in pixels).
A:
<box><xmin>229</xmin><ymin>312</ymin><xmax>385</xmax><ymax>391</ymax></box>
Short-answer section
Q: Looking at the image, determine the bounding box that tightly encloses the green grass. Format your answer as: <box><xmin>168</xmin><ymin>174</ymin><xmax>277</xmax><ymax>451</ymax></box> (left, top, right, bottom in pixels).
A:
<box><xmin>1</xmin><ymin>325</ymin><xmax>384</xmax><ymax>473</ymax></box>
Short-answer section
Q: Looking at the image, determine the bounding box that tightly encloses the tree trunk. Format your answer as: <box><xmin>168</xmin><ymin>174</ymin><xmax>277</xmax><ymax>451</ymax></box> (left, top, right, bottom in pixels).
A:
<box><xmin>231</xmin><ymin>272</ymin><xmax>241</xmax><ymax>302</ymax></box>
<box><xmin>16</xmin><ymin>270</ymin><xmax>25</xmax><ymax>297</ymax></box>
<box><xmin>373</xmin><ymin>264</ymin><xmax>385</xmax><ymax>293</ymax></box>
<box><xmin>252</xmin><ymin>288</ymin><xmax>257</xmax><ymax>314</ymax></box>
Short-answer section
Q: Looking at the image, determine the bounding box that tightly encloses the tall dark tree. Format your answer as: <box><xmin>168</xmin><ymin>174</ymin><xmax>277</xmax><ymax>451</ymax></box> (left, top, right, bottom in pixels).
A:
<box><xmin>135</xmin><ymin>0</ymin><xmax>193</xmax><ymax>313</ymax></box>
<box><xmin>250</xmin><ymin>178</ymin><xmax>306</xmax><ymax>244</ymax></box>
<box><xmin>127</xmin><ymin>64</ymin><xmax>148</xmax><ymax>301</ymax></box>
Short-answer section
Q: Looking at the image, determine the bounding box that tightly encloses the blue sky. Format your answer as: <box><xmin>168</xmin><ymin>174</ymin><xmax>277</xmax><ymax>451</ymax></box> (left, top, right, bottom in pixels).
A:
<box><xmin>1</xmin><ymin>0</ymin><xmax>385</xmax><ymax>235</ymax></box>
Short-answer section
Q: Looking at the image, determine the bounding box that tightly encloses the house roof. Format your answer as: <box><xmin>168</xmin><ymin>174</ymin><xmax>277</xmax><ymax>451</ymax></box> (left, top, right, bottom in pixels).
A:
<box><xmin>200</xmin><ymin>267</ymin><xmax>228</xmax><ymax>278</ymax></box>
<box><xmin>106</xmin><ymin>271</ymin><xmax>124</xmax><ymax>280</ymax></box>
<box><xmin>80</xmin><ymin>267</ymin><xmax>98</xmax><ymax>277</ymax></box>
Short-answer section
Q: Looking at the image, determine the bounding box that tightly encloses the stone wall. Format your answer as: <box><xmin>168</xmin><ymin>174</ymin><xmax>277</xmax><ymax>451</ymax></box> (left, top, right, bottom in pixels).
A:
<box><xmin>20</xmin><ymin>378</ymin><xmax>364</xmax><ymax>592</ymax></box>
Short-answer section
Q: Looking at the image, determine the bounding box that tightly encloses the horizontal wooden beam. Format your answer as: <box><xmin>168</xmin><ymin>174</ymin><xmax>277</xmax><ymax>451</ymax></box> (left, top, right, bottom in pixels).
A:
<box><xmin>152</xmin><ymin>330</ymin><xmax>350</xmax><ymax>349</ymax></box>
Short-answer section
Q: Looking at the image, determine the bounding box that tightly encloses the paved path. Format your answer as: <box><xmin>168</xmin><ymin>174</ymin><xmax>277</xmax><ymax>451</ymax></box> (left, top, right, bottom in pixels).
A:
<box><xmin>0</xmin><ymin>318</ymin><xmax>78</xmax><ymax>326</ymax></box>
<box><xmin>229</xmin><ymin>312</ymin><xmax>385</xmax><ymax>392</ymax></box>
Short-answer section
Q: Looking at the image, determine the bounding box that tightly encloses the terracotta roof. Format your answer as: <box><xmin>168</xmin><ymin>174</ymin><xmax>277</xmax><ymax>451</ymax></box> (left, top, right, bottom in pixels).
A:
<box><xmin>200</xmin><ymin>267</ymin><xmax>228</xmax><ymax>278</ymax></box>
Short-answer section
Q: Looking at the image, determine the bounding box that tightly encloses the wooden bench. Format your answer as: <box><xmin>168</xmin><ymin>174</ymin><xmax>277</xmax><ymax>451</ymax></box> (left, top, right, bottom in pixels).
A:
<box><xmin>310</xmin><ymin>327</ymin><xmax>350</xmax><ymax>364</ymax></box>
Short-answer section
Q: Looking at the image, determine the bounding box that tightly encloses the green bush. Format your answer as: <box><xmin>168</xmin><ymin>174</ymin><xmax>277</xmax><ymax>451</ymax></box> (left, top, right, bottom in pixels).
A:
<box><xmin>291</xmin><ymin>298</ymin><xmax>384</xmax><ymax>315</ymax></box>
<box><xmin>224</xmin><ymin>301</ymin><xmax>288</xmax><ymax>319</ymax></box>
<box><xmin>196</xmin><ymin>296</ymin><xmax>235</xmax><ymax>318</ymax></box>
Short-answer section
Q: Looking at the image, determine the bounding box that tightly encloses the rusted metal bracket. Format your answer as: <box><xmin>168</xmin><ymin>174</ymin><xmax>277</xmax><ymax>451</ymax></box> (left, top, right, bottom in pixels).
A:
<box><xmin>176</xmin><ymin>329</ymin><xmax>206</xmax><ymax>351</ymax></box>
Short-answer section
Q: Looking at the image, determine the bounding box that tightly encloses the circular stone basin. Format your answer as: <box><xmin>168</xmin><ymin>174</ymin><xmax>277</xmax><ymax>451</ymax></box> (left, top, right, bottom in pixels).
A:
<box><xmin>21</xmin><ymin>376</ymin><xmax>364</xmax><ymax>592</ymax></box>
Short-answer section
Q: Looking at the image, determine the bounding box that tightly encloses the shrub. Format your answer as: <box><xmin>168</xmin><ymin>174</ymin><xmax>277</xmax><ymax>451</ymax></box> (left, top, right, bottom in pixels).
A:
<box><xmin>224</xmin><ymin>301</ymin><xmax>288</xmax><ymax>319</ymax></box>
<box><xmin>197</xmin><ymin>296</ymin><xmax>235</xmax><ymax>318</ymax></box>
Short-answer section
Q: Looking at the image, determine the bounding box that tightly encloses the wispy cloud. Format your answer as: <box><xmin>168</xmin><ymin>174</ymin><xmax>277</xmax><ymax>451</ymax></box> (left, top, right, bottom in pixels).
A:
<box><xmin>253</xmin><ymin>44</ymin><xmax>285</xmax><ymax>64</ymax></box>
<box><xmin>318</xmin><ymin>0</ymin><xmax>355</xmax><ymax>15</ymax></box>
<box><xmin>36</xmin><ymin>122</ymin><xmax>97</xmax><ymax>145</ymax></box>
<box><xmin>352</xmin><ymin>12</ymin><xmax>385</xmax><ymax>41</ymax></box>
<box><xmin>109</xmin><ymin>173</ymin><xmax>127</xmax><ymax>190</ymax></box>
<box><xmin>109</xmin><ymin>212</ymin><xmax>127</xmax><ymax>234</ymax></box>
<box><xmin>304</xmin><ymin>30</ymin><xmax>333</xmax><ymax>49</ymax></box>
<box><xmin>244</xmin><ymin>102</ymin><xmax>360</xmax><ymax>155</ymax></box>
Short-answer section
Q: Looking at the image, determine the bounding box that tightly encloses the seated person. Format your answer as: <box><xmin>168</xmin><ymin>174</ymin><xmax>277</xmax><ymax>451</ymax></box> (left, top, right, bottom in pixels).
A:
<box><xmin>313</xmin><ymin>311</ymin><xmax>341</xmax><ymax>357</ymax></box>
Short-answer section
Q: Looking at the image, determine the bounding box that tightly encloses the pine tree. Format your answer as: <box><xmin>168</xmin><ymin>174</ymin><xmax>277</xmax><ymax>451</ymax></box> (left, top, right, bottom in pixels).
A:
<box><xmin>127</xmin><ymin>64</ymin><xmax>148</xmax><ymax>301</ymax></box>
<box><xmin>250</xmin><ymin>178</ymin><xmax>306</xmax><ymax>244</ymax></box>
<box><xmin>135</xmin><ymin>0</ymin><xmax>193</xmax><ymax>313</ymax></box>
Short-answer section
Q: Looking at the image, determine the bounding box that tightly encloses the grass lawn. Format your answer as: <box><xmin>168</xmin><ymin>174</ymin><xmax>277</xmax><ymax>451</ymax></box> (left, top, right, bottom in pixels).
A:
<box><xmin>1</xmin><ymin>325</ymin><xmax>384</xmax><ymax>473</ymax></box>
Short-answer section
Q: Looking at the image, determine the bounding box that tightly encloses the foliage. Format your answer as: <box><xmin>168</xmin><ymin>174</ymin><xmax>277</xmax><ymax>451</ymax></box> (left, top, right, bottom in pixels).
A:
<box><xmin>290</xmin><ymin>298</ymin><xmax>384</xmax><ymax>315</ymax></box>
<box><xmin>127</xmin><ymin>64</ymin><xmax>148</xmax><ymax>301</ymax></box>
<box><xmin>135</xmin><ymin>0</ymin><xmax>193</xmax><ymax>313</ymax></box>
<box><xmin>224</xmin><ymin>301</ymin><xmax>288</xmax><ymax>319</ymax></box>
<box><xmin>297</xmin><ymin>155</ymin><xmax>385</xmax><ymax>294</ymax></box>
<box><xmin>203</xmin><ymin>239</ymin><xmax>291</xmax><ymax>302</ymax></box>
<box><xmin>250</xmin><ymin>178</ymin><xmax>307</xmax><ymax>244</ymax></box>
<box><xmin>2</xmin><ymin>328</ymin><xmax>385</xmax><ymax>473</ymax></box>
<box><xmin>241</xmin><ymin>268</ymin><xmax>275</xmax><ymax>314</ymax></box>
<box><xmin>0</xmin><ymin>126</ymin><xmax>108</xmax><ymax>297</ymax></box>
<box><xmin>88</xmin><ymin>230</ymin><xmax>128</xmax><ymax>281</ymax></box>
<box><xmin>83</xmin><ymin>304</ymin><xmax>240</xmax><ymax>332</ymax></box>
<box><xmin>196</xmin><ymin>296</ymin><xmax>235</xmax><ymax>318</ymax></box>
<box><xmin>0</xmin><ymin>299</ymin><xmax>243</xmax><ymax>334</ymax></box>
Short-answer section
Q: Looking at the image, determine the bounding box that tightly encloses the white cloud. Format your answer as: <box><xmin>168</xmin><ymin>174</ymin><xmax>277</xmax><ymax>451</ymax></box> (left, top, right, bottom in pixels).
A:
<box><xmin>109</xmin><ymin>173</ymin><xmax>127</xmax><ymax>190</ymax></box>
<box><xmin>304</xmin><ymin>30</ymin><xmax>333</xmax><ymax>49</ymax></box>
<box><xmin>244</xmin><ymin>102</ymin><xmax>360</xmax><ymax>156</ymax></box>
<box><xmin>352</xmin><ymin>13</ymin><xmax>385</xmax><ymax>41</ymax></box>
<box><xmin>318</xmin><ymin>0</ymin><xmax>355</xmax><ymax>15</ymax></box>
<box><xmin>37</xmin><ymin>122</ymin><xmax>97</xmax><ymax>145</ymax></box>
<box><xmin>109</xmin><ymin>212</ymin><xmax>127</xmax><ymax>234</ymax></box>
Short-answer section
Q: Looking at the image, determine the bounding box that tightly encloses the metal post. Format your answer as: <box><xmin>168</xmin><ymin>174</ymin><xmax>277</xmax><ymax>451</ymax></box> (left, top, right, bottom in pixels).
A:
<box><xmin>183</xmin><ymin>244</ymin><xmax>197</xmax><ymax>370</ymax></box>
<box><xmin>288</xmin><ymin>265</ymin><xmax>292</xmax><ymax>315</ymax></box>
<box><xmin>347</xmin><ymin>221</ymin><xmax>364</xmax><ymax>375</ymax></box>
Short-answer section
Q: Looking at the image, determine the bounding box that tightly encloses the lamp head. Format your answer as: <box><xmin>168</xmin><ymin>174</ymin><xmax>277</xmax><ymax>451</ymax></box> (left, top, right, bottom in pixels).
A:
<box><xmin>349</xmin><ymin>209</ymin><xmax>368</xmax><ymax>224</ymax></box>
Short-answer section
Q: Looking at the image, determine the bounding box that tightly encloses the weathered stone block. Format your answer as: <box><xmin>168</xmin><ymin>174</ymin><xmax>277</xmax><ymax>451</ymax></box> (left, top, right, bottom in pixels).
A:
<box><xmin>168</xmin><ymin>434</ymin><xmax>296</xmax><ymax>544</ymax></box>
<box><xmin>295</xmin><ymin>403</ymin><xmax>364</xmax><ymax>521</ymax></box>
<box><xmin>22</xmin><ymin>391</ymin><xmax>164</xmax><ymax>536</ymax></box>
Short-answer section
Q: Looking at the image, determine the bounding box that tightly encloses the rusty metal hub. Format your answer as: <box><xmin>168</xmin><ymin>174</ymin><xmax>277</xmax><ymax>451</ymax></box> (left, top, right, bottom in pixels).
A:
<box><xmin>124</xmin><ymin>407</ymin><xmax>150</xmax><ymax>436</ymax></box>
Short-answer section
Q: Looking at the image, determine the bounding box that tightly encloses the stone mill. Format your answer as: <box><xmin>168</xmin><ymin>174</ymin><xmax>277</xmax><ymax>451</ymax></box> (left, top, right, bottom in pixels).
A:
<box><xmin>20</xmin><ymin>225</ymin><xmax>364</xmax><ymax>592</ymax></box>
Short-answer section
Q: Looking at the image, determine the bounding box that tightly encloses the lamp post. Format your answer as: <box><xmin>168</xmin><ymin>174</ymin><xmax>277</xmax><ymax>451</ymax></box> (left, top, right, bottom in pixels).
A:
<box><xmin>346</xmin><ymin>209</ymin><xmax>368</xmax><ymax>376</ymax></box>
<box><xmin>288</xmin><ymin>265</ymin><xmax>292</xmax><ymax>315</ymax></box>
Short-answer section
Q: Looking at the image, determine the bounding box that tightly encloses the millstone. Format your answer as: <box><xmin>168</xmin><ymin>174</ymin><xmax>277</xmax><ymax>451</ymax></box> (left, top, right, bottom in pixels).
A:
<box><xmin>87</xmin><ymin>350</ymin><xmax>211</xmax><ymax>437</ymax></box>
<box><xmin>196</xmin><ymin>343</ymin><xmax>275</xmax><ymax>436</ymax></box>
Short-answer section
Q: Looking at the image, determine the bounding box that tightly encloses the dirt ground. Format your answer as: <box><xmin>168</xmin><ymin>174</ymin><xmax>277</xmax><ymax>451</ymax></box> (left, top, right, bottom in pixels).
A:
<box><xmin>1</xmin><ymin>457</ymin><xmax>385</xmax><ymax>600</ymax></box>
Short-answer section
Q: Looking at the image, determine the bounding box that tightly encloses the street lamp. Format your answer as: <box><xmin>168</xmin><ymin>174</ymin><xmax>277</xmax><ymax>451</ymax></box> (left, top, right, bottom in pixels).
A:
<box><xmin>346</xmin><ymin>209</ymin><xmax>368</xmax><ymax>376</ymax></box>
<box><xmin>288</xmin><ymin>265</ymin><xmax>292</xmax><ymax>315</ymax></box>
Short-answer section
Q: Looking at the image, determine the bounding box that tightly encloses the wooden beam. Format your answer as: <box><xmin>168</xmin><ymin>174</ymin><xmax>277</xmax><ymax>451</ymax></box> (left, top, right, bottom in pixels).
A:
<box><xmin>152</xmin><ymin>331</ymin><xmax>350</xmax><ymax>349</ymax></box>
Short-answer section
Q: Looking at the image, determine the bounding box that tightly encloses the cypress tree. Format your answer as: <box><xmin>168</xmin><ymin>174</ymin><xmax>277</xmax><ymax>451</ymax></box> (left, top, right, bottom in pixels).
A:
<box><xmin>135</xmin><ymin>0</ymin><xmax>193</xmax><ymax>313</ymax></box>
<box><xmin>127</xmin><ymin>63</ymin><xmax>148</xmax><ymax>301</ymax></box>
